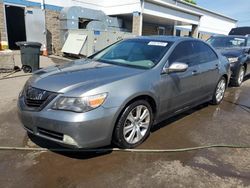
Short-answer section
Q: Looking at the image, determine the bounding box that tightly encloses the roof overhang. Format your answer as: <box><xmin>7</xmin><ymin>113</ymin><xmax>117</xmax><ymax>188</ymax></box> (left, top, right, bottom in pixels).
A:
<box><xmin>176</xmin><ymin>0</ymin><xmax>237</xmax><ymax>22</ymax></box>
<box><xmin>145</xmin><ymin>0</ymin><xmax>203</xmax><ymax>17</ymax></box>
<box><xmin>144</xmin><ymin>0</ymin><xmax>201</xmax><ymax>25</ymax></box>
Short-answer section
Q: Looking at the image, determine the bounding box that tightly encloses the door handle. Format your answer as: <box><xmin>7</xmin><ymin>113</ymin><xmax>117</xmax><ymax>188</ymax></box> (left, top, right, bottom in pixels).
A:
<box><xmin>209</xmin><ymin>65</ymin><xmax>219</xmax><ymax>71</ymax></box>
<box><xmin>192</xmin><ymin>70</ymin><xmax>199</xmax><ymax>76</ymax></box>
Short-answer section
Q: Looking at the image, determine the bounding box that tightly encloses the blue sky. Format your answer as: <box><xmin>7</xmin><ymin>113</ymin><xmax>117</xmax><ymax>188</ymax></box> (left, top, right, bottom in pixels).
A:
<box><xmin>196</xmin><ymin>0</ymin><xmax>250</xmax><ymax>26</ymax></box>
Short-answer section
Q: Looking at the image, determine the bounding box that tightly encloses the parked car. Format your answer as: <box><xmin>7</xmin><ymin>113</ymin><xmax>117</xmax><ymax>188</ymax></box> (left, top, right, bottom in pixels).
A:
<box><xmin>18</xmin><ymin>36</ymin><xmax>230</xmax><ymax>149</ymax></box>
<box><xmin>207</xmin><ymin>35</ymin><xmax>250</xmax><ymax>86</ymax></box>
<box><xmin>229</xmin><ymin>27</ymin><xmax>250</xmax><ymax>36</ymax></box>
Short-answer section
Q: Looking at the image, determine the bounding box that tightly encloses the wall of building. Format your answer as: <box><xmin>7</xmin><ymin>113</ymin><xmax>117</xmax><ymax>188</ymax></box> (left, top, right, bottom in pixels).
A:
<box><xmin>45</xmin><ymin>9</ymin><xmax>61</xmax><ymax>55</ymax></box>
<box><xmin>176</xmin><ymin>26</ymin><xmax>212</xmax><ymax>40</ymax></box>
<box><xmin>102</xmin><ymin>0</ymin><xmax>141</xmax><ymax>15</ymax></box>
<box><xmin>176</xmin><ymin>0</ymin><xmax>237</xmax><ymax>35</ymax></box>
<box><xmin>199</xmin><ymin>15</ymin><xmax>236</xmax><ymax>35</ymax></box>
<box><xmin>142</xmin><ymin>23</ymin><xmax>173</xmax><ymax>36</ymax></box>
<box><xmin>199</xmin><ymin>33</ymin><xmax>211</xmax><ymax>41</ymax></box>
<box><xmin>0</xmin><ymin>2</ymin><xmax>7</xmax><ymax>46</ymax></box>
<box><xmin>1</xmin><ymin>0</ymin><xmax>237</xmax><ymax>54</ymax></box>
<box><xmin>178</xmin><ymin>29</ymin><xmax>190</xmax><ymax>37</ymax></box>
<box><xmin>1</xmin><ymin>0</ymin><xmax>62</xmax><ymax>54</ymax></box>
<box><xmin>1</xmin><ymin>0</ymin><xmax>141</xmax><ymax>54</ymax></box>
<box><xmin>142</xmin><ymin>24</ymin><xmax>157</xmax><ymax>35</ymax></box>
<box><xmin>32</xmin><ymin>0</ymin><xmax>100</xmax><ymax>9</ymax></box>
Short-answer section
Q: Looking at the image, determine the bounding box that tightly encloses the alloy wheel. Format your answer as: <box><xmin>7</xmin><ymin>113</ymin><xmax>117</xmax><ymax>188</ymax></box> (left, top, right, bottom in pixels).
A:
<box><xmin>238</xmin><ymin>66</ymin><xmax>245</xmax><ymax>85</ymax></box>
<box><xmin>215</xmin><ymin>79</ymin><xmax>226</xmax><ymax>103</ymax></box>
<box><xmin>123</xmin><ymin>105</ymin><xmax>151</xmax><ymax>144</ymax></box>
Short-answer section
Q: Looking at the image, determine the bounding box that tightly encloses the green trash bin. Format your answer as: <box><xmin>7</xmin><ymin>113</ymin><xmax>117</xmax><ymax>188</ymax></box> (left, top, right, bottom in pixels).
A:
<box><xmin>16</xmin><ymin>42</ymin><xmax>42</xmax><ymax>73</ymax></box>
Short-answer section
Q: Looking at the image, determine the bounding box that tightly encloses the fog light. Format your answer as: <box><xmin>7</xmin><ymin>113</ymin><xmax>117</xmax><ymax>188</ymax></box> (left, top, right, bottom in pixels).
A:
<box><xmin>63</xmin><ymin>135</ymin><xmax>78</xmax><ymax>146</ymax></box>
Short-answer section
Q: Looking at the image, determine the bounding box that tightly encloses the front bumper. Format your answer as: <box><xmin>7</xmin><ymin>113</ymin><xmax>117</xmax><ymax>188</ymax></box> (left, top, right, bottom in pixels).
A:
<box><xmin>17</xmin><ymin>96</ymin><xmax>119</xmax><ymax>148</ymax></box>
<box><xmin>229</xmin><ymin>62</ymin><xmax>243</xmax><ymax>81</ymax></box>
<box><xmin>230</xmin><ymin>63</ymin><xmax>238</xmax><ymax>75</ymax></box>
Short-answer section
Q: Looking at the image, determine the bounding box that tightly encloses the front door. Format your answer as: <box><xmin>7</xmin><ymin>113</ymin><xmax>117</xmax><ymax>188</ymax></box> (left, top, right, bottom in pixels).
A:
<box><xmin>158</xmin><ymin>41</ymin><xmax>204</xmax><ymax>116</ymax></box>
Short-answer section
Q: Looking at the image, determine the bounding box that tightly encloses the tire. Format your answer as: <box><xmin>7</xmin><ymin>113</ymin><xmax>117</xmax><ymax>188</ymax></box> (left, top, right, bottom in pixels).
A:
<box><xmin>22</xmin><ymin>65</ymin><xmax>32</xmax><ymax>73</ymax></box>
<box><xmin>113</xmin><ymin>100</ymin><xmax>153</xmax><ymax>149</ymax></box>
<box><xmin>232</xmin><ymin>65</ymin><xmax>245</xmax><ymax>87</ymax></box>
<box><xmin>211</xmin><ymin>77</ymin><xmax>227</xmax><ymax>105</ymax></box>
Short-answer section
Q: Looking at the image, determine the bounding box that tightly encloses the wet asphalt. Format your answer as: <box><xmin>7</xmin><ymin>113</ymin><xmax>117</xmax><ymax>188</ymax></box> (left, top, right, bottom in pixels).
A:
<box><xmin>0</xmin><ymin>74</ymin><xmax>250</xmax><ymax>188</ymax></box>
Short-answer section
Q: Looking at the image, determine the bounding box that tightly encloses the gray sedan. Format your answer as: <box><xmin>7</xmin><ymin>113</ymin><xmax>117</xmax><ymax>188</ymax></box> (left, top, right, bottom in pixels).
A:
<box><xmin>18</xmin><ymin>36</ymin><xmax>230</xmax><ymax>149</ymax></box>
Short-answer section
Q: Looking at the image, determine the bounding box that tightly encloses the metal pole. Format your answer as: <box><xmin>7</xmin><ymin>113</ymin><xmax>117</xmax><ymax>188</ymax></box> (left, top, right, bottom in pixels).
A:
<box><xmin>41</xmin><ymin>0</ymin><xmax>48</xmax><ymax>55</ymax></box>
<box><xmin>41</xmin><ymin>0</ymin><xmax>45</xmax><ymax>10</ymax></box>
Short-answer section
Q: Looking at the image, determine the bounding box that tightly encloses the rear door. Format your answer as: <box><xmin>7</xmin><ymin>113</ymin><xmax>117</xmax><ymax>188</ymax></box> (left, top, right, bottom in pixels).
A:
<box><xmin>192</xmin><ymin>41</ymin><xmax>220</xmax><ymax>96</ymax></box>
<box><xmin>246</xmin><ymin>38</ymin><xmax>250</xmax><ymax>74</ymax></box>
<box><xmin>159</xmin><ymin>41</ymin><xmax>204</xmax><ymax>115</ymax></box>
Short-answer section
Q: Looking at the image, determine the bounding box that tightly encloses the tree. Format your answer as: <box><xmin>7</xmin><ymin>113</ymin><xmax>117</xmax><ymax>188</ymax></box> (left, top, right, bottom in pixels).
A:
<box><xmin>183</xmin><ymin>0</ymin><xmax>197</xmax><ymax>5</ymax></box>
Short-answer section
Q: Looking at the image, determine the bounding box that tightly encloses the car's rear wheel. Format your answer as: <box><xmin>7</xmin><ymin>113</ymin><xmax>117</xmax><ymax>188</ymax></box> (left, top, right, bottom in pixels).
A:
<box><xmin>232</xmin><ymin>65</ymin><xmax>245</xmax><ymax>87</ymax></box>
<box><xmin>211</xmin><ymin>77</ymin><xmax>226</xmax><ymax>105</ymax></box>
<box><xmin>113</xmin><ymin>100</ymin><xmax>153</xmax><ymax>148</ymax></box>
<box><xmin>22</xmin><ymin>65</ymin><xmax>32</xmax><ymax>73</ymax></box>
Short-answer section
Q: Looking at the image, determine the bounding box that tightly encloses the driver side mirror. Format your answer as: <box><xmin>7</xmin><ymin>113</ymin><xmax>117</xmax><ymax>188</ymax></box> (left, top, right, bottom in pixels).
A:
<box><xmin>162</xmin><ymin>62</ymin><xmax>189</xmax><ymax>74</ymax></box>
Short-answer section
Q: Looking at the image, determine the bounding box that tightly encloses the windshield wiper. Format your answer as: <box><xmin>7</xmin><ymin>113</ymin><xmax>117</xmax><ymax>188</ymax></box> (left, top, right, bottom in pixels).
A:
<box><xmin>97</xmin><ymin>59</ymin><xmax>149</xmax><ymax>70</ymax></box>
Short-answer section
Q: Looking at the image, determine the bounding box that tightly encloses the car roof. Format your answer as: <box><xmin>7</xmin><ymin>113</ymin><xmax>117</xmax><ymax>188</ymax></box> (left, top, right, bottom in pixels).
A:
<box><xmin>133</xmin><ymin>35</ymin><xmax>197</xmax><ymax>42</ymax></box>
<box><xmin>229</xmin><ymin>27</ymin><xmax>250</xmax><ymax>35</ymax></box>
<box><xmin>211</xmin><ymin>35</ymin><xmax>247</xmax><ymax>39</ymax></box>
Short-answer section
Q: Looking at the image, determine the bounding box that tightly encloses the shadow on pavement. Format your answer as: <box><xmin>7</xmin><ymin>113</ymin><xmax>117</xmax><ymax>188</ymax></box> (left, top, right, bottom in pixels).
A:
<box><xmin>243</xmin><ymin>74</ymin><xmax>250</xmax><ymax>82</ymax></box>
<box><xmin>228</xmin><ymin>74</ymin><xmax>250</xmax><ymax>88</ymax></box>
<box><xmin>28</xmin><ymin>133</ymin><xmax>112</xmax><ymax>159</ymax></box>
<box><xmin>152</xmin><ymin>102</ymin><xmax>209</xmax><ymax>132</ymax></box>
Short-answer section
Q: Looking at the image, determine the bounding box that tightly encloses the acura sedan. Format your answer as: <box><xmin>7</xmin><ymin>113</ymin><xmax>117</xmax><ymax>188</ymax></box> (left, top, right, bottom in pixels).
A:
<box><xmin>18</xmin><ymin>36</ymin><xmax>230</xmax><ymax>149</ymax></box>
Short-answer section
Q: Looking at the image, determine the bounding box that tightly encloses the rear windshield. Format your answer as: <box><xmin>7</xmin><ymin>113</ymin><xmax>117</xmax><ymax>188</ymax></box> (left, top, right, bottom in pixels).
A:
<box><xmin>207</xmin><ymin>37</ymin><xmax>246</xmax><ymax>48</ymax></box>
<box><xmin>91</xmin><ymin>39</ymin><xmax>173</xmax><ymax>69</ymax></box>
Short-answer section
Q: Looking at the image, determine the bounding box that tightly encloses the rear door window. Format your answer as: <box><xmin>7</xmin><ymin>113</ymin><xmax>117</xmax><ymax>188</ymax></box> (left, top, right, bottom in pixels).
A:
<box><xmin>192</xmin><ymin>41</ymin><xmax>218</xmax><ymax>64</ymax></box>
<box><xmin>247</xmin><ymin>38</ymin><xmax>250</xmax><ymax>46</ymax></box>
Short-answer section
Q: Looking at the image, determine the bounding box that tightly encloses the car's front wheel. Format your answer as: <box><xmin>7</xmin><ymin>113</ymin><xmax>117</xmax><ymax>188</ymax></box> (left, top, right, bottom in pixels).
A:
<box><xmin>113</xmin><ymin>100</ymin><xmax>153</xmax><ymax>148</ymax></box>
<box><xmin>211</xmin><ymin>77</ymin><xmax>227</xmax><ymax>105</ymax></box>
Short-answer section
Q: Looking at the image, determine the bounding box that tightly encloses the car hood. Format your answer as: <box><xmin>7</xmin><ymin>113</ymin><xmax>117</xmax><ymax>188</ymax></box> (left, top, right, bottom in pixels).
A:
<box><xmin>28</xmin><ymin>59</ymin><xmax>145</xmax><ymax>94</ymax></box>
<box><xmin>216</xmin><ymin>47</ymin><xmax>245</xmax><ymax>58</ymax></box>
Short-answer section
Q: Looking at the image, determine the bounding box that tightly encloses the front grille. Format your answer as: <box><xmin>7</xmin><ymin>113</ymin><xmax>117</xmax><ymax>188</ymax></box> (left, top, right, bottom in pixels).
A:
<box><xmin>37</xmin><ymin>127</ymin><xmax>63</xmax><ymax>141</ymax></box>
<box><xmin>23</xmin><ymin>86</ymin><xmax>57</xmax><ymax>110</ymax></box>
<box><xmin>25</xmin><ymin>99</ymin><xmax>46</xmax><ymax>107</ymax></box>
<box><xmin>24</xmin><ymin>125</ymin><xmax>33</xmax><ymax>133</ymax></box>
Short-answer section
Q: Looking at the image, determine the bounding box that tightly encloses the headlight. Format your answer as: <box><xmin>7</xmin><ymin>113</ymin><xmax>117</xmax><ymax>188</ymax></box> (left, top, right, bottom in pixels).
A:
<box><xmin>52</xmin><ymin>93</ymin><xmax>108</xmax><ymax>113</ymax></box>
<box><xmin>228</xmin><ymin>57</ymin><xmax>239</xmax><ymax>63</ymax></box>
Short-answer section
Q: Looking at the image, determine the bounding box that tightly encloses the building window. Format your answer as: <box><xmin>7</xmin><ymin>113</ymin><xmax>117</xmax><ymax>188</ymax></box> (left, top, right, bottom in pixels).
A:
<box><xmin>176</xmin><ymin>29</ymin><xmax>181</xmax><ymax>36</ymax></box>
<box><xmin>157</xmin><ymin>27</ymin><xmax>166</xmax><ymax>35</ymax></box>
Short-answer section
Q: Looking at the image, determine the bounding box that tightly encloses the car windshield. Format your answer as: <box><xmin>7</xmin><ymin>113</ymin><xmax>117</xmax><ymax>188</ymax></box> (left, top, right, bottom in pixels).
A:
<box><xmin>207</xmin><ymin>37</ymin><xmax>246</xmax><ymax>48</ymax></box>
<box><xmin>91</xmin><ymin>39</ymin><xmax>172</xmax><ymax>69</ymax></box>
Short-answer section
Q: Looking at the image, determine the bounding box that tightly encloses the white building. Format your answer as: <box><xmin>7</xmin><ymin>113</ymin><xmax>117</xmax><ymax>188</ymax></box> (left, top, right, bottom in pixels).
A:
<box><xmin>0</xmin><ymin>0</ymin><xmax>237</xmax><ymax>54</ymax></box>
